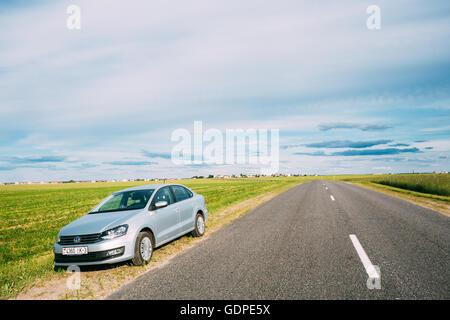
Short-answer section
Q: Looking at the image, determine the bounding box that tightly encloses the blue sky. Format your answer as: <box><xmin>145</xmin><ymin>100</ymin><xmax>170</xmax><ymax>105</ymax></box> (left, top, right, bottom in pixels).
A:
<box><xmin>0</xmin><ymin>0</ymin><xmax>449</xmax><ymax>181</ymax></box>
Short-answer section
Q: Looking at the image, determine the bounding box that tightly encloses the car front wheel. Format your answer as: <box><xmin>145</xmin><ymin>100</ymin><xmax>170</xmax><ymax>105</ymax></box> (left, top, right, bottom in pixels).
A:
<box><xmin>132</xmin><ymin>231</ymin><xmax>154</xmax><ymax>266</ymax></box>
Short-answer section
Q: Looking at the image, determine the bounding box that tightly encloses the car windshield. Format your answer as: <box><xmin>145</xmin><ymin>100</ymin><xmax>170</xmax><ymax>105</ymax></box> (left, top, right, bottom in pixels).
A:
<box><xmin>91</xmin><ymin>189</ymin><xmax>154</xmax><ymax>213</ymax></box>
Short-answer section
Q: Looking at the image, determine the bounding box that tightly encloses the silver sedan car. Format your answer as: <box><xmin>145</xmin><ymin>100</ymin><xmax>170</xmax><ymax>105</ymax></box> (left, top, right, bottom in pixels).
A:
<box><xmin>53</xmin><ymin>184</ymin><xmax>208</xmax><ymax>266</ymax></box>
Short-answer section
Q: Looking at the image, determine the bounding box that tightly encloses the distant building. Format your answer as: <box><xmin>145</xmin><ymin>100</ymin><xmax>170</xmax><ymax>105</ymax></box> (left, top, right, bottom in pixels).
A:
<box><xmin>216</xmin><ymin>174</ymin><xmax>232</xmax><ymax>179</ymax></box>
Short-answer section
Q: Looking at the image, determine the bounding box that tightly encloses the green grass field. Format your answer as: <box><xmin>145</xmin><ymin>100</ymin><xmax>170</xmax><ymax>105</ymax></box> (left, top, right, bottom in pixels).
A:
<box><xmin>375</xmin><ymin>174</ymin><xmax>450</xmax><ymax>196</ymax></box>
<box><xmin>336</xmin><ymin>173</ymin><xmax>450</xmax><ymax>198</ymax></box>
<box><xmin>0</xmin><ymin>177</ymin><xmax>305</xmax><ymax>299</ymax></box>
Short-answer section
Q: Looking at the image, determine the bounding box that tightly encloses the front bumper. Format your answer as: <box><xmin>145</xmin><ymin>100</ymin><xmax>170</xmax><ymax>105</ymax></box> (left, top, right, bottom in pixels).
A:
<box><xmin>53</xmin><ymin>235</ymin><xmax>134</xmax><ymax>266</ymax></box>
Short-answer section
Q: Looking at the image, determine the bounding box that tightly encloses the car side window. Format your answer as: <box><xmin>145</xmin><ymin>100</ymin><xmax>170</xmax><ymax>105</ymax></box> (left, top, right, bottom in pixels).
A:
<box><xmin>126</xmin><ymin>190</ymin><xmax>150</xmax><ymax>209</ymax></box>
<box><xmin>171</xmin><ymin>185</ymin><xmax>192</xmax><ymax>202</ymax></box>
<box><xmin>152</xmin><ymin>187</ymin><xmax>174</xmax><ymax>207</ymax></box>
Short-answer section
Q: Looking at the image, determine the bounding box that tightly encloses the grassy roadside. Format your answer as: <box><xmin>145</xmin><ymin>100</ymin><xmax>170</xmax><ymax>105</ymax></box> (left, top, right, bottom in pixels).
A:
<box><xmin>348</xmin><ymin>181</ymin><xmax>450</xmax><ymax>217</ymax></box>
<box><xmin>1</xmin><ymin>177</ymin><xmax>305</xmax><ymax>299</ymax></box>
<box><xmin>374</xmin><ymin>174</ymin><xmax>449</xmax><ymax>196</ymax></box>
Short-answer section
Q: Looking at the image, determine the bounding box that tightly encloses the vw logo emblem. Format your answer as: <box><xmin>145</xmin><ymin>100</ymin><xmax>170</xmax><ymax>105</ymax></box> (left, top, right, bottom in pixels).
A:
<box><xmin>73</xmin><ymin>236</ymin><xmax>81</xmax><ymax>244</ymax></box>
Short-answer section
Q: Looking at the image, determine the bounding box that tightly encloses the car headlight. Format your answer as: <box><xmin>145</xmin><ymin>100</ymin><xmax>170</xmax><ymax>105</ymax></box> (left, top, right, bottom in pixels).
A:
<box><xmin>101</xmin><ymin>225</ymin><xmax>128</xmax><ymax>240</ymax></box>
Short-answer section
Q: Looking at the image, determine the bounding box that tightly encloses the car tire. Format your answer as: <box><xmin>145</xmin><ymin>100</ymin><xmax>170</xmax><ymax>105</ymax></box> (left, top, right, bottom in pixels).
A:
<box><xmin>131</xmin><ymin>231</ymin><xmax>154</xmax><ymax>266</ymax></box>
<box><xmin>191</xmin><ymin>213</ymin><xmax>205</xmax><ymax>237</ymax></box>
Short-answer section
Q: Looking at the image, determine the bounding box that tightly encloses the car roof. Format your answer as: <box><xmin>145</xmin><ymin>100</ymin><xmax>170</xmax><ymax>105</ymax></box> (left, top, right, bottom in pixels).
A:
<box><xmin>115</xmin><ymin>183</ymin><xmax>189</xmax><ymax>193</ymax></box>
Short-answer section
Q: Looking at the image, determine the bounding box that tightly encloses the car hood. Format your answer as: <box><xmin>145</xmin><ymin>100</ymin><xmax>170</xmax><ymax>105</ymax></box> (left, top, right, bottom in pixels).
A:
<box><xmin>60</xmin><ymin>209</ymin><xmax>141</xmax><ymax>235</ymax></box>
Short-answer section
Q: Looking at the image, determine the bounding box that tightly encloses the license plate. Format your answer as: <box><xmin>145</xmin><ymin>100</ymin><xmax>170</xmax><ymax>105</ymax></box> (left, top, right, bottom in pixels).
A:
<box><xmin>62</xmin><ymin>247</ymin><xmax>88</xmax><ymax>255</ymax></box>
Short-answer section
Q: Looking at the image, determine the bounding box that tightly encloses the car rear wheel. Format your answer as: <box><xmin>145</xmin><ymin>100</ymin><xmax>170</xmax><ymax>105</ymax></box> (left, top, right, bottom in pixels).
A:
<box><xmin>191</xmin><ymin>213</ymin><xmax>205</xmax><ymax>237</ymax></box>
<box><xmin>132</xmin><ymin>231</ymin><xmax>153</xmax><ymax>266</ymax></box>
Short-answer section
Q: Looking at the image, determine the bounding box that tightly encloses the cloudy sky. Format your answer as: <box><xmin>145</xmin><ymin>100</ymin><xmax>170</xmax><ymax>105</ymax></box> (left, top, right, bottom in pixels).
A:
<box><xmin>0</xmin><ymin>0</ymin><xmax>449</xmax><ymax>181</ymax></box>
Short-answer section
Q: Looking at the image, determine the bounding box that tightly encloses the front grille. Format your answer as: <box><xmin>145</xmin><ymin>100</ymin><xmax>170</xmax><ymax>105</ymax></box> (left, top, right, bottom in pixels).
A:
<box><xmin>59</xmin><ymin>233</ymin><xmax>102</xmax><ymax>245</ymax></box>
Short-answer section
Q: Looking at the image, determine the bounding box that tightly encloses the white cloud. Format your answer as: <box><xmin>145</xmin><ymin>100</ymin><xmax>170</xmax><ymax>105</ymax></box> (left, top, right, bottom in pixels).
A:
<box><xmin>1</xmin><ymin>0</ymin><xmax>449</xmax><ymax>180</ymax></box>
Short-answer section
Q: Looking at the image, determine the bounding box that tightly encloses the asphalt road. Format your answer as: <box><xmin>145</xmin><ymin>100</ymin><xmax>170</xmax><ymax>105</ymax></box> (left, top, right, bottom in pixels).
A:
<box><xmin>107</xmin><ymin>181</ymin><xmax>449</xmax><ymax>299</ymax></box>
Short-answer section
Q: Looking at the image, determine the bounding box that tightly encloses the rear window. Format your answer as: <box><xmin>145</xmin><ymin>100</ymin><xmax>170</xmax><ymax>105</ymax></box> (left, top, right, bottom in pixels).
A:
<box><xmin>185</xmin><ymin>188</ymin><xmax>193</xmax><ymax>198</ymax></box>
<box><xmin>171</xmin><ymin>185</ymin><xmax>192</xmax><ymax>202</ymax></box>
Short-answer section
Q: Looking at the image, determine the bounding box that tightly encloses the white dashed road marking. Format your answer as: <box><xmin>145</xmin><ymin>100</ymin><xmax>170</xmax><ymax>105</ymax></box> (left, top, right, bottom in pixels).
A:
<box><xmin>349</xmin><ymin>234</ymin><xmax>380</xmax><ymax>279</ymax></box>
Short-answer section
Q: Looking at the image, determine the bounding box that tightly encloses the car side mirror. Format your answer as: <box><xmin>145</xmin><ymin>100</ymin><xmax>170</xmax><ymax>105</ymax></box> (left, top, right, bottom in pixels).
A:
<box><xmin>154</xmin><ymin>201</ymin><xmax>168</xmax><ymax>209</ymax></box>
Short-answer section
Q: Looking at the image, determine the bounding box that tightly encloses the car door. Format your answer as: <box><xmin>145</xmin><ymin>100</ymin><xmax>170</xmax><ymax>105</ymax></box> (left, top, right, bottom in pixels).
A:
<box><xmin>150</xmin><ymin>186</ymin><xmax>180</xmax><ymax>244</ymax></box>
<box><xmin>170</xmin><ymin>185</ymin><xmax>195</xmax><ymax>234</ymax></box>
